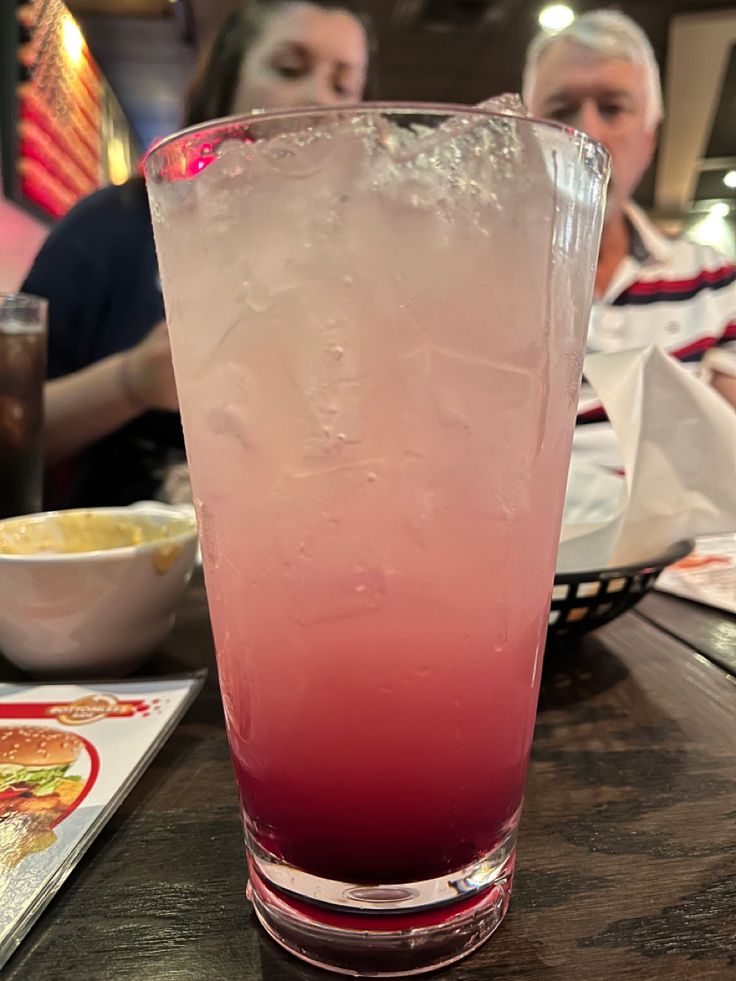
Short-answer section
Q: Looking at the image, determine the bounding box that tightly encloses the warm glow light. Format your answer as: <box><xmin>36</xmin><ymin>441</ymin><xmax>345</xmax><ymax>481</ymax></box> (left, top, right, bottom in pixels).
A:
<box><xmin>107</xmin><ymin>138</ymin><xmax>130</xmax><ymax>186</ymax></box>
<box><xmin>723</xmin><ymin>170</ymin><xmax>736</xmax><ymax>189</ymax></box>
<box><xmin>710</xmin><ymin>202</ymin><xmax>730</xmax><ymax>219</ymax></box>
<box><xmin>687</xmin><ymin>208</ymin><xmax>735</xmax><ymax>256</ymax></box>
<box><xmin>62</xmin><ymin>14</ymin><xmax>85</xmax><ymax>67</ymax></box>
<box><xmin>539</xmin><ymin>4</ymin><xmax>575</xmax><ymax>33</ymax></box>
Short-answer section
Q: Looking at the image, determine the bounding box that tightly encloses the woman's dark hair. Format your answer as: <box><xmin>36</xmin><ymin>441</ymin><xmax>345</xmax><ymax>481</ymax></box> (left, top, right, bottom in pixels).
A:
<box><xmin>183</xmin><ymin>0</ymin><xmax>378</xmax><ymax>128</ymax></box>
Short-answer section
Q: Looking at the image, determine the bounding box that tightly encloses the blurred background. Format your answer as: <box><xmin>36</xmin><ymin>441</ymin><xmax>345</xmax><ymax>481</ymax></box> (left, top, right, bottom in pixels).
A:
<box><xmin>2</xmin><ymin>0</ymin><xmax>736</xmax><ymax>290</ymax></box>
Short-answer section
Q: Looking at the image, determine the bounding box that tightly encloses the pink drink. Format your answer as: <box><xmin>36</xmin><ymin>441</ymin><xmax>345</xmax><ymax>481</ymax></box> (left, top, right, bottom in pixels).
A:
<box><xmin>146</xmin><ymin>106</ymin><xmax>608</xmax><ymax>975</ymax></box>
<box><xmin>214</xmin><ymin>475</ymin><xmax>557</xmax><ymax>885</ymax></box>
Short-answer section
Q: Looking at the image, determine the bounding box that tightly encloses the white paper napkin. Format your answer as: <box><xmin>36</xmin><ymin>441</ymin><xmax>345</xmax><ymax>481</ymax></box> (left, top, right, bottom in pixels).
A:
<box><xmin>558</xmin><ymin>346</ymin><xmax>736</xmax><ymax>571</ymax></box>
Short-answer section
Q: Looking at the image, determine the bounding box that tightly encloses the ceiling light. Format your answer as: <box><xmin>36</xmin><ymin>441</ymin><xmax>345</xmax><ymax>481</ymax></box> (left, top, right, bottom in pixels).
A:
<box><xmin>723</xmin><ymin>170</ymin><xmax>736</xmax><ymax>189</ymax></box>
<box><xmin>710</xmin><ymin>202</ymin><xmax>730</xmax><ymax>219</ymax></box>
<box><xmin>539</xmin><ymin>4</ymin><xmax>575</xmax><ymax>33</ymax></box>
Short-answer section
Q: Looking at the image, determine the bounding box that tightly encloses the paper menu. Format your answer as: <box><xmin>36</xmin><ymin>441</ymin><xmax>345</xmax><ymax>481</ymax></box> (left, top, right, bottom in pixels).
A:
<box><xmin>0</xmin><ymin>675</ymin><xmax>204</xmax><ymax>970</ymax></box>
<box><xmin>656</xmin><ymin>533</ymin><xmax>736</xmax><ymax>614</ymax></box>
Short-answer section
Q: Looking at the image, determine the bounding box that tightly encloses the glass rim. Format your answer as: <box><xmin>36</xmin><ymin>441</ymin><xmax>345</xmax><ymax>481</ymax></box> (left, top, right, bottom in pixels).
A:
<box><xmin>0</xmin><ymin>291</ymin><xmax>48</xmax><ymax>309</ymax></box>
<box><xmin>143</xmin><ymin>100</ymin><xmax>610</xmax><ymax>176</ymax></box>
<box><xmin>0</xmin><ymin>292</ymin><xmax>47</xmax><ymax>333</ymax></box>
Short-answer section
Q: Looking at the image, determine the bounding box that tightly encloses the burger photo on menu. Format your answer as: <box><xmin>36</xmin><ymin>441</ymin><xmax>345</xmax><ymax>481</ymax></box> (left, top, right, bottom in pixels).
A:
<box><xmin>0</xmin><ymin>726</ymin><xmax>93</xmax><ymax>870</ymax></box>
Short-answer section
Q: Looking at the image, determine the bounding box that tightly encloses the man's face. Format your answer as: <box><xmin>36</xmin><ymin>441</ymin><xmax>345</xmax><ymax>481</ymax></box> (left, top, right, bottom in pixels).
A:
<box><xmin>529</xmin><ymin>40</ymin><xmax>657</xmax><ymax>223</ymax></box>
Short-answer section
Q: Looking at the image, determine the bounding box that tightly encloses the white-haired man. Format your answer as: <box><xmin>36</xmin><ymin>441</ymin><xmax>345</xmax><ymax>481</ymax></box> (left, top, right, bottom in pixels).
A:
<box><xmin>523</xmin><ymin>10</ymin><xmax>736</xmax><ymax>465</ymax></box>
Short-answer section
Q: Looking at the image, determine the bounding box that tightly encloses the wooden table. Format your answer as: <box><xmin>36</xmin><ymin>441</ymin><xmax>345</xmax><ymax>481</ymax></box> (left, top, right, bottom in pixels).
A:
<box><xmin>3</xmin><ymin>575</ymin><xmax>735</xmax><ymax>980</ymax></box>
<box><xmin>638</xmin><ymin>590</ymin><xmax>736</xmax><ymax>676</ymax></box>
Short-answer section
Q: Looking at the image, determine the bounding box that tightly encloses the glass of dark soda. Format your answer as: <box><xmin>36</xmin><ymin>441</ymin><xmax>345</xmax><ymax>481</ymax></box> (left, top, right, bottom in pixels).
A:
<box><xmin>0</xmin><ymin>293</ymin><xmax>47</xmax><ymax>519</ymax></box>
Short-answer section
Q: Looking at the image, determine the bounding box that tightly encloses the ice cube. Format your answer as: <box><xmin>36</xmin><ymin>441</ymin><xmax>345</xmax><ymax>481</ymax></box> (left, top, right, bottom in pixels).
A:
<box><xmin>207</xmin><ymin>404</ymin><xmax>250</xmax><ymax>450</ymax></box>
<box><xmin>475</xmin><ymin>93</ymin><xmax>530</xmax><ymax>117</ymax></box>
<box><xmin>0</xmin><ymin>396</ymin><xmax>27</xmax><ymax>447</ymax></box>
<box><xmin>332</xmin><ymin>98</ymin><xmax>536</xmax><ymax>238</ymax></box>
<box><xmin>390</xmin><ymin>96</ymin><xmax>527</xmax><ymax>164</ymax></box>
<box><xmin>373</xmin><ymin>93</ymin><xmax>606</xmax><ymax>230</ymax></box>
<box><xmin>417</xmin><ymin>93</ymin><xmax>530</xmax><ymax>149</ymax></box>
<box><xmin>259</xmin><ymin>126</ymin><xmax>334</xmax><ymax>179</ymax></box>
<box><xmin>474</xmin><ymin>95</ymin><xmax>610</xmax><ymax>210</ymax></box>
<box><xmin>398</xmin><ymin>344</ymin><xmax>541</xmax><ymax>519</ymax></box>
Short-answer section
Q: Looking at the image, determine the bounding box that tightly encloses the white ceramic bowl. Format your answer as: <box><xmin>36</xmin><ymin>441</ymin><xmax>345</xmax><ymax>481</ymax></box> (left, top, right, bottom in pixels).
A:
<box><xmin>0</xmin><ymin>504</ymin><xmax>198</xmax><ymax>677</ymax></box>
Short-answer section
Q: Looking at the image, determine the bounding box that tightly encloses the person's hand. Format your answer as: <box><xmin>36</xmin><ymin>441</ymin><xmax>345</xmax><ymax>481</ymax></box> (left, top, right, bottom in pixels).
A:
<box><xmin>121</xmin><ymin>322</ymin><xmax>179</xmax><ymax>413</ymax></box>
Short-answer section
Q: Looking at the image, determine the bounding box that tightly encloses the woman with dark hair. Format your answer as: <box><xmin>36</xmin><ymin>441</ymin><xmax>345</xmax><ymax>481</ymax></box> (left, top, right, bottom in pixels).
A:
<box><xmin>22</xmin><ymin>1</ymin><xmax>372</xmax><ymax>507</ymax></box>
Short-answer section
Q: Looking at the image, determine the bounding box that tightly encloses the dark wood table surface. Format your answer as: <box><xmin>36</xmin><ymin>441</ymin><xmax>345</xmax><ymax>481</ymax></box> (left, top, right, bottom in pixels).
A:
<box><xmin>637</xmin><ymin>590</ymin><xmax>736</xmax><ymax>676</ymax></box>
<box><xmin>2</xmin><ymin>575</ymin><xmax>735</xmax><ymax>980</ymax></box>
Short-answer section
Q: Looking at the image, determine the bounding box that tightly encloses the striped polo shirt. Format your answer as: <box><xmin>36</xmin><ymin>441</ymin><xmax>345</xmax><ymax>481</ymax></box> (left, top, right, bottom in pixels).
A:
<box><xmin>574</xmin><ymin>202</ymin><xmax>736</xmax><ymax>469</ymax></box>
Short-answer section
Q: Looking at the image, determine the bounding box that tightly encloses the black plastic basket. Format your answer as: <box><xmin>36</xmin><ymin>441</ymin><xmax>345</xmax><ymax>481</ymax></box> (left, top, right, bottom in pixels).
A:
<box><xmin>548</xmin><ymin>539</ymin><xmax>693</xmax><ymax>643</ymax></box>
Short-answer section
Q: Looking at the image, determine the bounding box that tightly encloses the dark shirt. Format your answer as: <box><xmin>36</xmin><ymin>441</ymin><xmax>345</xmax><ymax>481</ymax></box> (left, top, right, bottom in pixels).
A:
<box><xmin>21</xmin><ymin>179</ymin><xmax>184</xmax><ymax>507</ymax></box>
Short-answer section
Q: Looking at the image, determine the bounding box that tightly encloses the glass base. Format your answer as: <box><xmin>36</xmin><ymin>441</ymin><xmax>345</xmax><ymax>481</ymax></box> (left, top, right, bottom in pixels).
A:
<box><xmin>245</xmin><ymin>830</ymin><xmax>516</xmax><ymax>977</ymax></box>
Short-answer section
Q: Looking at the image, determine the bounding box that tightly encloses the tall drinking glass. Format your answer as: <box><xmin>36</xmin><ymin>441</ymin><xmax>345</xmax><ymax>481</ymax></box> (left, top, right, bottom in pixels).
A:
<box><xmin>0</xmin><ymin>293</ymin><xmax>47</xmax><ymax>519</ymax></box>
<box><xmin>145</xmin><ymin>105</ymin><xmax>608</xmax><ymax>976</ymax></box>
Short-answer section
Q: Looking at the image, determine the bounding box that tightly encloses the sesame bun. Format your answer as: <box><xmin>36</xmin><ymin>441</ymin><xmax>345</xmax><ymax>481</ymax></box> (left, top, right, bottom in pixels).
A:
<box><xmin>0</xmin><ymin>726</ymin><xmax>82</xmax><ymax>767</ymax></box>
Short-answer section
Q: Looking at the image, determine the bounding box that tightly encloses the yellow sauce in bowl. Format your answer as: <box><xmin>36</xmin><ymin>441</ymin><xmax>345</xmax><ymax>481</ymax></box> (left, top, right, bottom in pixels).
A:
<box><xmin>0</xmin><ymin>511</ymin><xmax>196</xmax><ymax>556</ymax></box>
